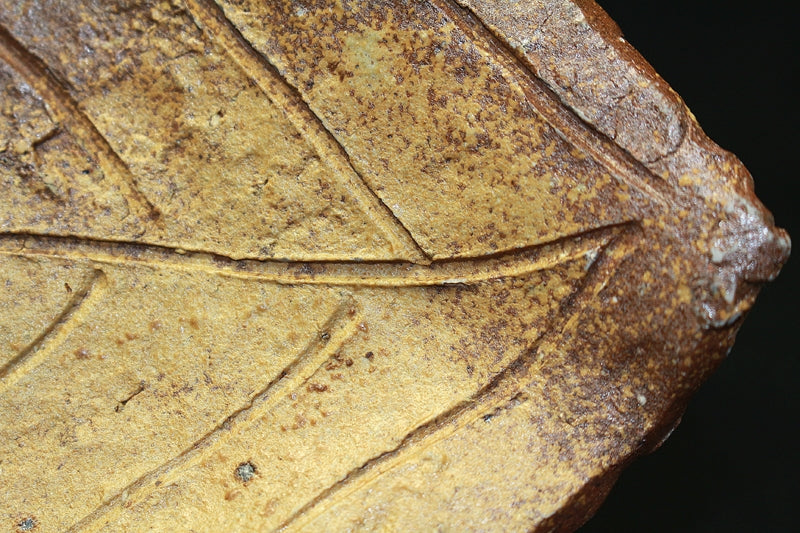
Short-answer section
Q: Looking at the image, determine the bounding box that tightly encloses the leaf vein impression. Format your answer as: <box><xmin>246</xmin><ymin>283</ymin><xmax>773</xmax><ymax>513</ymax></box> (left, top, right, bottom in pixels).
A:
<box><xmin>68</xmin><ymin>297</ymin><xmax>361</xmax><ymax>533</ymax></box>
<box><xmin>432</xmin><ymin>0</ymin><xmax>674</xmax><ymax>209</ymax></box>
<box><xmin>184</xmin><ymin>0</ymin><xmax>429</xmax><ymax>263</ymax></box>
<box><xmin>278</xmin><ymin>224</ymin><xmax>639</xmax><ymax>531</ymax></box>
<box><xmin>0</xmin><ymin>24</ymin><xmax>160</xmax><ymax>221</ymax></box>
<box><xmin>0</xmin><ymin>268</ymin><xmax>106</xmax><ymax>395</ymax></box>
<box><xmin>0</xmin><ymin>223</ymin><xmax>626</xmax><ymax>287</ymax></box>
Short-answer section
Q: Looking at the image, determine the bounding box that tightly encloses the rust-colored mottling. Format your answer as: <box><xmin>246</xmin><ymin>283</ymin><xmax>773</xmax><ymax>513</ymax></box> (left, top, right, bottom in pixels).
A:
<box><xmin>0</xmin><ymin>1</ymin><xmax>788</xmax><ymax>532</ymax></box>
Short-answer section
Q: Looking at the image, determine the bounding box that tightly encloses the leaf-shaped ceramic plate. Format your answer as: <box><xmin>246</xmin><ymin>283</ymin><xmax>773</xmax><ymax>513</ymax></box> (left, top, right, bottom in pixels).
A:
<box><xmin>0</xmin><ymin>1</ymin><xmax>789</xmax><ymax>531</ymax></box>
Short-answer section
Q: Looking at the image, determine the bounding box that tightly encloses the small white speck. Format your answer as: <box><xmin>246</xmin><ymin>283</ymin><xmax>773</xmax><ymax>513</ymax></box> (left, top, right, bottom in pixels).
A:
<box><xmin>636</xmin><ymin>394</ymin><xmax>647</xmax><ymax>406</ymax></box>
<box><xmin>584</xmin><ymin>248</ymin><xmax>599</xmax><ymax>270</ymax></box>
<box><xmin>710</xmin><ymin>246</ymin><xmax>727</xmax><ymax>263</ymax></box>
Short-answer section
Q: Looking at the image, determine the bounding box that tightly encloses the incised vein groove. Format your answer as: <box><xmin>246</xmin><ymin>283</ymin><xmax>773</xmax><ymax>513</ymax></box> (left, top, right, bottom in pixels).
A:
<box><xmin>68</xmin><ymin>297</ymin><xmax>361</xmax><ymax>533</ymax></box>
<box><xmin>0</xmin><ymin>268</ymin><xmax>106</xmax><ymax>394</ymax></box>
<box><xmin>0</xmin><ymin>24</ymin><xmax>160</xmax><ymax>221</ymax></box>
<box><xmin>183</xmin><ymin>0</ymin><xmax>429</xmax><ymax>264</ymax></box>
<box><xmin>0</xmin><ymin>223</ymin><xmax>625</xmax><ymax>287</ymax></box>
<box><xmin>432</xmin><ymin>0</ymin><xmax>675</xmax><ymax>210</ymax></box>
<box><xmin>278</xmin><ymin>225</ymin><xmax>641</xmax><ymax>531</ymax></box>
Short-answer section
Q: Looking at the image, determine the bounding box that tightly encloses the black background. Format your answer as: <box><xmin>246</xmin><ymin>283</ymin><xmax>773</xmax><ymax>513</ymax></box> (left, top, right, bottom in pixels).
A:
<box><xmin>578</xmin><ymin>2</ymin><xmax>798</xmax><ymax>532</ymax></box>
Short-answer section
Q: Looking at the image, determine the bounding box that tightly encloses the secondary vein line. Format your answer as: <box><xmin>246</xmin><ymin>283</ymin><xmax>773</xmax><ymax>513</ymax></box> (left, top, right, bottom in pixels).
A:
<box><xmin>68</xmin><ymin>297</ymin><xmax>360</xmax><ymax>533</ymax></box>
<box><xmin>184</xmin><ymin>0</ymin><xmax>430</xmax><ymax>264</ymax></box>
<box><xmin>432</xmin><ymin>0</ymin><xmax>675</xmax><ymax>210</ymax></box>
<box><xmin>0</xmin><ymin>269</ymin><xmax>106</xmax><ymax>395</ymax></box>
<box><xmin>0</xmin><ymin>24</ymin><xmax>160</xmax><ymax>221</ymax></box>
<box><xmin>278</xmin><ymin>224</ymin><xmax>640</xmax><ymax>531</ymax></box>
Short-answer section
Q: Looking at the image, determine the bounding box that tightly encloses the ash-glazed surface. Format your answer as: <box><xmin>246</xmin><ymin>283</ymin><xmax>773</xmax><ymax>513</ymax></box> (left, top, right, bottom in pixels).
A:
<box><xmin>0</xmin><ymin>1</ymin><xmax>788</xmax><ymax>532</ymax></box>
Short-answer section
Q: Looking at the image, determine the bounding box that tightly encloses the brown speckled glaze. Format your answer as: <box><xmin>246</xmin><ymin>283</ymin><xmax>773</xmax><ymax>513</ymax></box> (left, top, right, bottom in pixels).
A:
<box><xmin>0</xmin><ymin>1</ymin><xmax>788</xmax><ymax>531</ymax></box>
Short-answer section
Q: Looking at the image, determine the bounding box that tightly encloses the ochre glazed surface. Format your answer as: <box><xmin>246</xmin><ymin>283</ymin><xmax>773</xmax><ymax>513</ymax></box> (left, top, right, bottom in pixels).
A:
<box><xmin>0</xmin><ymin>1</ymin><xmax>789</xmax><ymax>531</ymax></box>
